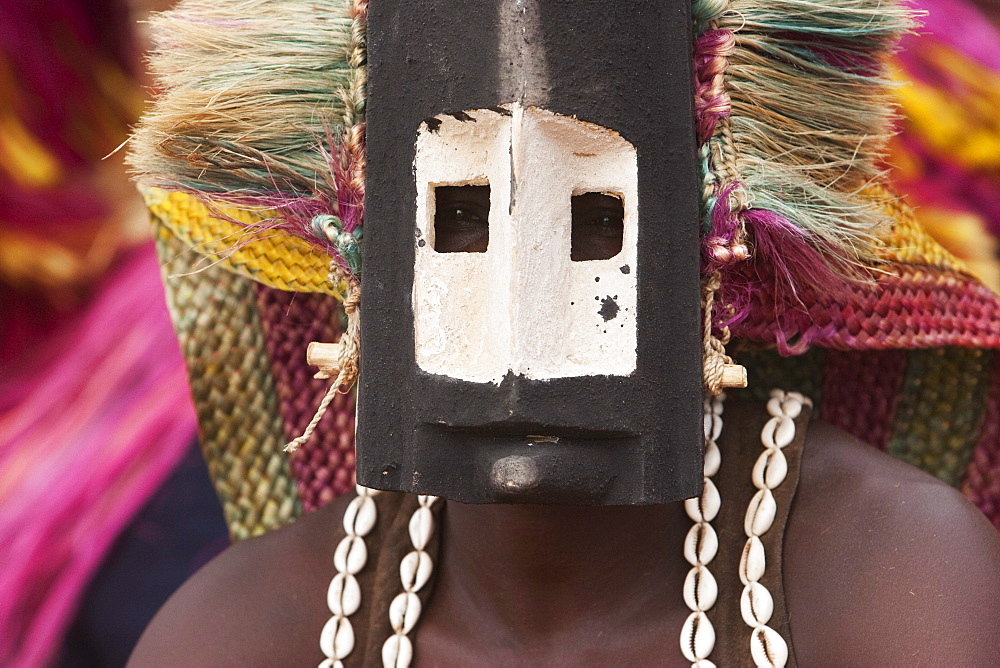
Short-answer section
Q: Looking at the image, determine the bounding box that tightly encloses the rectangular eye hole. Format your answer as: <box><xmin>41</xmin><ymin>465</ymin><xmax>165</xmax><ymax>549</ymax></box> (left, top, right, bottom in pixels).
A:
<box><xmin>434</xmin><ymin>184</ymin><xmax>490</xmax><ymax>253</ymax></box>
<box><xmin>571</xmin><ymin>192</ymin><xmax>624</xmax><ymax>261</ymax></box>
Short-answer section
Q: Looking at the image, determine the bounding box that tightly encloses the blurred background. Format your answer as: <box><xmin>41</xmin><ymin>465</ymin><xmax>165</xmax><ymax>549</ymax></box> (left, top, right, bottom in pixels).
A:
<box><xmin>0</xmin><ymin>2</ymin><xmax>228</xmax><ymax>666</ymax></box>
<box><xmin>0</xmin><ymin>0</ymin><xmax>998</xmax><ymax>665</ymax></box>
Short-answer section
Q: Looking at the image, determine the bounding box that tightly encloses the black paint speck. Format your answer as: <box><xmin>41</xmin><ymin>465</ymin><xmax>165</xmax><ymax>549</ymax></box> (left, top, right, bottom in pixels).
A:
<box><xmin>488</xmin><ymin>105</ymin><xmax>513</xmax><ymax>116</ymax></box>
<box><xmin>423</xmin><ymin>117</ymin><xmax>442</xmax><ymax>133</ymax></box>
<box><xmin>450</xmin><ymin>110</ymin><xmax>476</xmax><ymax>122</ymax></box>
<box><xmin>595</xmin><ymin>276</ymin><xmax>600</xmax><ymax>282</ymax></box>
<box><xmin>620</xmin><ymin>265</ymin><xmax>631</xmax><ymax>274</ymax></box>
<box><xmin>598</xmin><ymin>296</ymin><xmax>620</xmax><ymax>322</ymax></box>
<box><xmin>417</xmin><ymin>239</ymin><xmax>426</xmax><ymax>247</ymax></box>
<box><xmin>570</xmin><ymin>301</ymin><xmax>574</xmax><ymax>305</ymax></box>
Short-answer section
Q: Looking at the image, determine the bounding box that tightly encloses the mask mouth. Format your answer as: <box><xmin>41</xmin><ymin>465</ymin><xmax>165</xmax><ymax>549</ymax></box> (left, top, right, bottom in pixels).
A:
<box><xmin>425</xmin><ymin>421</ymin><xmax>638</xmax><ymax>441</ymax></box>
<box><xmin>400</xmin><ymin>423</ymin><xmax>645</xmax><ymax>505</ymax></box>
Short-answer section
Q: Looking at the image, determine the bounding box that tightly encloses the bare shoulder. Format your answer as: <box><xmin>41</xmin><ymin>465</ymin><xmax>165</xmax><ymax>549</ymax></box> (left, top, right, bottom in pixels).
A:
<box><xmin>128</xmin><ymin>493</ymin><xmax>353</xmax><ymax>667</ymax></box>
<box><xmin>785</xmin><ymin>419</ymin><xmax>1000</xmax><ymax>666</ymax></box>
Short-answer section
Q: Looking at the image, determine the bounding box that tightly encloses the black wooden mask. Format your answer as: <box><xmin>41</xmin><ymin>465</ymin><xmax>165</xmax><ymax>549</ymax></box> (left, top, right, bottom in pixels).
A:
<box><xmin>358</xmin><ymin>0</ymin><xmax>704</xmax><ymax>504</ymax></box>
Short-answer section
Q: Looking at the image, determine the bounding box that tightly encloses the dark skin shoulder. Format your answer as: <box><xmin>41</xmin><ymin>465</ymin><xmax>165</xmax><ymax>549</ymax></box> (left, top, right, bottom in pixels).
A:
<box><xmin>129</xmin><ymin>420</ymin><xmax>1000</xmax><ymax>666</ymax></box>
<box><xmin>786</xmin><ymin>419</ymin><xmax>1000</xmax><ymax>666</ymax></box>
<box><xmin>127</xmin><ymin>493</ymin><xmax>352</xmax><ymax>667</ymax></box>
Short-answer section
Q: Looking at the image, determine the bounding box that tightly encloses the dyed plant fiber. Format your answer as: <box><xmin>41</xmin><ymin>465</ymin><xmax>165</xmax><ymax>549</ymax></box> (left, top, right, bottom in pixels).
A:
<box><xmin>962</xmin><ymin>353</ymin><xmax>1000</xmax><ymax>528</ymax></box>
<box><xmin>737</xmin><ymin>345</ymin><xmax>1000</xmax><ymax>522</ymax></box>
<box><xmin>253</xmin><ymin>285</ymin><xmax>356</xmax><ymax>510</ymax></box>
<box><xmin>155</xmin><ymin>222</ymin><xmax>300</xmax><ymax>540</ymax></box>
<box><xmin>887</xmin><ymin>347</ymin><xmax>993</xmax><ymax>486</ymax></box>
<box><xmin>821</xmin><ymin>350</ymin><xmax>908</xmax><ymax>451</ymax></box>
<box><xmin>129</xmin><ymin>0</ymin><xmax>368</xmax><ymax>269</ymax></box>
<box><xmin>0</xmin><ymin>245</ymin><xmax>197</xmax><ymax>667</ymax></box>
<box><xmin>712</xmin><ymin>0</ymin><xmax>914</xmax><ymax>263</ymax></box>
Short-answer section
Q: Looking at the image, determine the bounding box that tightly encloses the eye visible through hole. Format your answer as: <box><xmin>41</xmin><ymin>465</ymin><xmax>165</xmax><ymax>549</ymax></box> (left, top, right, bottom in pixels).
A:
<box><xmin>571</xmin><ymin>192</ymin><xmax>624</xmax><ymax>261</ymax></box>
<box><xmin>434</xmin><ymin>185</ymin><xmax>490</xmax><ymax>253</ymax></box>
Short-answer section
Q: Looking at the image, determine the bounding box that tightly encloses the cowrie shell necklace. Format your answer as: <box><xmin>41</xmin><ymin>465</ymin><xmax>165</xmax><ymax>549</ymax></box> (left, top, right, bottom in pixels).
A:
<box><xmin>322</xmin><ymin>392</ymin><xmax>802</xmax><ymax>667</ymax></box>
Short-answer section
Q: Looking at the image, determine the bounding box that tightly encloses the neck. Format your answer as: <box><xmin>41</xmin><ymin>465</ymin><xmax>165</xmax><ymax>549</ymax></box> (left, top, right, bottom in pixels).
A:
<box><xmin>428</xmin><ymin>500</ymin><xmax>689</xmax><ymax>647</ymax></box>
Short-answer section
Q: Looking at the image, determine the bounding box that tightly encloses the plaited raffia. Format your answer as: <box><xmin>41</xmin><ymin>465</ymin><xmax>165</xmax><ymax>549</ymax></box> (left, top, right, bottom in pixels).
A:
<box><xmin>254</xmin><ymin>285</ymin><xmax>356</xmax><ymax>510</ymax></box>
<box><xmin>155</xmin><ymin>221</ymin><xmax>301</xmax><ymax>539</ymax></box>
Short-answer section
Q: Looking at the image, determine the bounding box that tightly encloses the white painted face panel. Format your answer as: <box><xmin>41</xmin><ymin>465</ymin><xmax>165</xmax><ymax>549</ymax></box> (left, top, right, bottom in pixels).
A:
<box><xmin>413</xmin><ymin>103</ymin><xmax>638</xmax><ymax>383</ymax></box>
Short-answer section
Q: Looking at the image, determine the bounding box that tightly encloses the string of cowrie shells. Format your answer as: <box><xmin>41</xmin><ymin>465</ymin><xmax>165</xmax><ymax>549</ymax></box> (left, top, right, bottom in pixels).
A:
<box><xmin>321</xmin><ymin>393</ymin><xmax>802</xmax><ymax>668</ymax></box>
<box><xmin>681</xmin><ymin>390</ymin><xmax>800</xmax><ymax>668</ymax></box>
<box><xmin>680</xmin><ymin>393</ymin><xmax>725</xmax><ymax>667</ymax></box>
<box><xmin>318</xmin><ymin>487</ymin><xmax>441</xmax><ymax>668</ymax></box>
<box><xmin>738</xmin><ymin>389</ymin><xmax>806</xmax><ymax>668</ymax></box>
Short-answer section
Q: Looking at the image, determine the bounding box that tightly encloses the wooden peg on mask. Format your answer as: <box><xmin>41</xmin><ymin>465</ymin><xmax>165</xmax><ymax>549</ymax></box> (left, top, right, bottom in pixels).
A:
<box><xmin>721</xmin><ymin>364</ymin><xmax>748</xmax><ymax>388</ymax></box>
<box><xmin>307</xmin><ymin>341</ymin><xmax>343</xmax><ymax>379</ymax></box>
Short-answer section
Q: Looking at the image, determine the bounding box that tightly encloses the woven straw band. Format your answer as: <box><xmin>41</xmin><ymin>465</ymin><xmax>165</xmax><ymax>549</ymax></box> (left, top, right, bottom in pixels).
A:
<box><xmin>154</xmin><ymin>214</ymin><xmax>355</xmax><ymax>538</ymax></box>
<box><xmin>145</xmin><ymin>187</ymin><xmax>341</xmax><ymax>297</ymax></box>
<box><xmin>150</xmin><ymin>185</ymin><xmax>1000</xmax><ymax>534</ymax></box>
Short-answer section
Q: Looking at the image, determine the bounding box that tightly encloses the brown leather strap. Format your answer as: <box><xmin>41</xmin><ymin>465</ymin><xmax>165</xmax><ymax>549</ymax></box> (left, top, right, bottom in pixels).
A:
<box><xmin>338</xmin><ymin>397</ymin><xmax>807</xmax><ymax>665</ymax></box>
<box><xmin>709</xmin><ymin>395</ymin><xmax>810</xmax><ymax>666</ymax></box>
<box><xmin>346</xmin><ymin>493</ymin><xmax>443</xmax><ymax>666</ymax></box>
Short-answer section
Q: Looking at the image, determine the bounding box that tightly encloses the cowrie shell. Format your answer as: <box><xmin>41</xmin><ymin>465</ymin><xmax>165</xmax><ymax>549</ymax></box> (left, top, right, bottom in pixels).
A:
<box><xmin>320</xmin><ymin>615</ymin><xmax>355</xmax><ymax>660</ymax></box>
<box><xmin>684</xmin><ymin>478</ymin><xmax>721</xmax><ymax>523</ymax></box>
<box><xmin>760</xmin><ymin>415</ymin><xmax>795</xmax><ymax>449</ymax></box>
<box><xmin>343</xmin><ymin>494</ymin><xmax>377</xmax><ymax>538</ymax></box>
<box><xmin>683</xmin><ymin>565</ymin><xmax>719</xmax><ymax>611</ymax></box>
<box><xmin>703</xmin><ymin>413</ymin><xmax>722</xmax><ymax>441</ymax></box>
<box><xmin>703</xmin><ymin>396</ymin><xmax>723</xmax><ymax>416</ymax></box>
<box><xmin>417</xmin><ymin>494</ymin><xmax>437</xmax><ymax>508</ymax></box>
<box><xmin>408</xmin><ymin>506</ymin><xmax>435</xmax><ymax>550</ymax></box>
<box><xmin>744</xmin><ymin>488</ymin><xmax>777</xmax><ymax>537</ymax></box>
<box><xmin>752</xmin><ymin>448</ymin><xmax>788</xmax><ymax>490</ymax></box>
<box><xmin>400</xmin><ymin>550</ymin><xmax>433</xmax><ymax>593</ymax></box>
<box><xmin>739</xmin><ymin>535</ymin><xmax>766</xmax><ymax>584</ymax></box>
<box><xmin>334</xmin><ymin>535</ymin><xmax>368</xmax><ymax>575</ymax></box>
<box><xmin>750</xmin><ymin>624</ymin><xmax>789</xmax><ymax>668</ymax></box>
<box><xmin>703</xmin><ymin>440</ymin><xmax>721</xmax><ymax>478</ymax></box>
<box><xmin>740</xmin><ymin>582</ymin><xmax>774</xmax><ymax>626</ymax></box>
<box><xmin>680</xmin><ymin>611</ymin><xmax>716</xmax><ymax>662</ymax></box>
<box><xmin>389</xmin><ymin>592</ymin><xmax>422</xmax><ymax>635</ymax></box>
<box><xmin>780</xmin><ymin>396</ymin><xmax>802</xmax><ymax>419</ymax></box>
<box><xmin>787</xmin><ymin>391</ymin><xmax>809</xmax><ymax>407</ymax></box>
<box><xmin>693</xmin><ymin>661</ymin><xmax>717</xmax><ymax>668</ymax></box>
<box><xmin>766</xmin><ymin>396</ymin><xmax>784</xmax><ymax>418</ymax></box>
<box><xmin>684</xmin><ymin>522</ymin><xmax>719</xmax><ymax>566</ymax></box>
<box><xmin>768</xmin><ymin>388</ymin><xmax>785</xmax><ymax>400</ymax></box>
<box><xmin>382</xmin><ymin>633</ymin><xmax>414</xmax><ymax>668</ymax></box>
<box><xmin>327</xmin><ymin>572</ymin><xmax>361</xmax><ymax>616</ymax></box>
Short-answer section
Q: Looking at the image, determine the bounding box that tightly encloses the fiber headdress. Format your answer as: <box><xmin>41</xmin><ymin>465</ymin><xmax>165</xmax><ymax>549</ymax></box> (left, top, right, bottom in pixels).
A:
<box><xmin>130</xmin><ymin>0</ymin><xmax>1000</xmax><ymax>533</ymax></box>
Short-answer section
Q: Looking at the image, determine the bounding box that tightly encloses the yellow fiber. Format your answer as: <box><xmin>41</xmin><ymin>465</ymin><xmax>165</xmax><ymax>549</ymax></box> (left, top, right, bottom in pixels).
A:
<box><xmin>145</xmin><ymin>188</ymin><xmax>342</xmax><ymax>297</ymax></box>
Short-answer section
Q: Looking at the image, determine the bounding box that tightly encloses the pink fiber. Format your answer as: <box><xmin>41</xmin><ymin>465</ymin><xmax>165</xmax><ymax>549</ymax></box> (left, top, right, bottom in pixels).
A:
<box><xmin>0</xmin><ymin>243</ymin><xmax>198</xmax><ymax>667</ymax></box>
<box><xmin>741</xmin><ymin>208</ymin><xmax>851</xmax><ymax>306</ymax></box>
<box><xmin>693</xmin><ymin>29</ymin><xmax>735</xmax><ymax>143</ymax></box>
<box><xmin>701</xmin><ymin>184</ymin><xmax>856</xmax><ymax>340</ymax></box>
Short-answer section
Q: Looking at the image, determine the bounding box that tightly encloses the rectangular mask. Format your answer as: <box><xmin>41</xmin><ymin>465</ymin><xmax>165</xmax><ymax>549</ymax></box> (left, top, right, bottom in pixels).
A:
<box><xmin>359</xmin><ymin>0</ymin><xmax>704</xmax><ymax>505</ymax></box>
